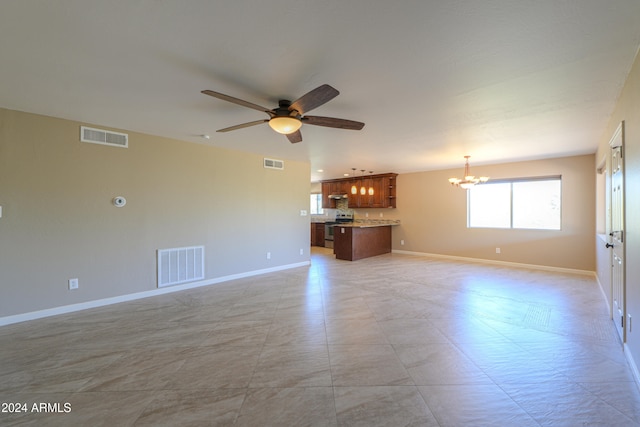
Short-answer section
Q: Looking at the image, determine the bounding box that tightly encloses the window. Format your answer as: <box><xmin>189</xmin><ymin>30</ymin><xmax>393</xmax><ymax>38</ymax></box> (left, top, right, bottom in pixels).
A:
<box><xmin>468</xmin><ymin>177</ymin><xmax>561</xmax><ymax>230</ymax></box>
<box><xmin>310</xmin><ymin>194</ymin><xmax>324</xmax><ymax>215</ymax></box>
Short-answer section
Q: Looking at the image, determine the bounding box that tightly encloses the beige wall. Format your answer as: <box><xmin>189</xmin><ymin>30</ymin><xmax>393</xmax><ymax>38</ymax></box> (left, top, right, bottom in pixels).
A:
<box><xmin>595</xmin><ymin>49</ymin><xmax>640</xmax><ymax>360</ymax></box>
<box><xmin>0</xmin><ymin>108</ymin><xmax>311</xmax><ymax>318</ymax></box>
<box><xmin>391</xmin><ymin>155</ymin><xmax>596</xmax><ymax>271</ymax></box>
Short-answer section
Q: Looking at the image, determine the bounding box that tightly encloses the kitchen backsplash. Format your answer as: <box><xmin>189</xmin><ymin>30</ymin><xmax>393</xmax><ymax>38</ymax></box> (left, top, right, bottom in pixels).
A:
<box><xmin>336</xmin><ymin>198</ymin><xmax>350</xmax><ymax>211</ymax></box>
<box><xmin>312</xmin><ymin>197</ymin><xmax>400</xmax><ymax>221</ymax></box>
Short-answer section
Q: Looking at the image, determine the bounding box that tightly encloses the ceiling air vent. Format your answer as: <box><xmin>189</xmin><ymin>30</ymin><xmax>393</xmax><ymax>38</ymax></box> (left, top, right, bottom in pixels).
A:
<box><xmin>80</xmin><ymin>126</ymin><xmax>128</xmax><ymax>148</ymax></box>
<box><xmin>264</xmin><ymin>158</ymin><xmax>284</xmax><ymax>170</ymax></box>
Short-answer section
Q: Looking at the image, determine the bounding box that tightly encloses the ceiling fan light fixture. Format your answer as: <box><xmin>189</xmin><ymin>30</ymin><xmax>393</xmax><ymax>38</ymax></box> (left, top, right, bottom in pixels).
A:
<box><xmin>268</xmin><ymin>116</ymin><xmax>302</xmax><ymax>134</ymax></box>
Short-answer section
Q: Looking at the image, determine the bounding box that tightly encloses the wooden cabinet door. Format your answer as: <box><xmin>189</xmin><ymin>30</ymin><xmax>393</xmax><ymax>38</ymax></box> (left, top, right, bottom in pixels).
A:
<box><xmin>321</xmin><ymin>182</ymin><xmax>333</xmax><ymax>209</ymax></box>
<box><xmin>316</xmin><ymin>223</ymin><xmax>325</xmax><ymax>246</ymax></box>
<box><xmin>348</xmin><ymin>179</ymin><xmax>363</xmax><ymax>208</ymax></box>
<box><xmin>361</xmin><ymin>177</ymin><xmax>374</xmax><ymax>208</ymax></box>
<box><xmin>370</xmin><ymin>177</ymin><xmax>387</xmax><ymax>208</ymax></box>
<box><xmin>340</xmin><ymin>180</ymin><xmax>352</xmax><ymax>197</ymax></box>
<box><xmin>311</xmin><ymin>223</ymin><xmax>325</xmax><ymax>247</ymax></box>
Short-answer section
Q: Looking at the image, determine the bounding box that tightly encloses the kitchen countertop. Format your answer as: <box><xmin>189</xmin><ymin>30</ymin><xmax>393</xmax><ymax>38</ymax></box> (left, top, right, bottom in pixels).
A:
<box><xmin>332</xmin><ymin>220</ymin><xmax>400</xmax><ymax>228</ymax></box>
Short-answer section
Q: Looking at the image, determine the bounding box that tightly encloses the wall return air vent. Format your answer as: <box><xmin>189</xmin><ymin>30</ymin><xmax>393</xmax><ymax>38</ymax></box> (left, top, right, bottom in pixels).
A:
<box><xmin>80</xmin><ymin>126</ymin><xmax>128</xmax><ymax>148</ymax></box>
<box><xmin>157</xmin><ymin>246</ymin><xmax>205</xmax><ymax>288</ymax></box>
<box><xmin>264</xmin><ymin>158</ymin><xmax>284</xmax><ymax>170</ymax></box>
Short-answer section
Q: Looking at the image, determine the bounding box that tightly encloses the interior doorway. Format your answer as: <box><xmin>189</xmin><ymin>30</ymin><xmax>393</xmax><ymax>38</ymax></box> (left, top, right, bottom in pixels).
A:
<box><xmin>608</xmin><ymin>122</ymin><xmax>625</xmax><ymax>344</ymax></box>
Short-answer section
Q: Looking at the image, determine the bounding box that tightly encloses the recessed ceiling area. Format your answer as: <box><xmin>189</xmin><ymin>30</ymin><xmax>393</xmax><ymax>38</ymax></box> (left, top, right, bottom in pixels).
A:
<box><xmin>1</xmin><ymin>1</ymin><xmax>639</xmax><ymax>182</ymax></box>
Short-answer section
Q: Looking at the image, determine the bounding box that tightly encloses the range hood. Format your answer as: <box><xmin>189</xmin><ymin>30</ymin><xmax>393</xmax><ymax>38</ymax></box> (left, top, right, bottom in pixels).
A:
<box><xmin>328</xmin><ymin>193</ymin><xmax>349</xmax><ymax>199</ymax></box>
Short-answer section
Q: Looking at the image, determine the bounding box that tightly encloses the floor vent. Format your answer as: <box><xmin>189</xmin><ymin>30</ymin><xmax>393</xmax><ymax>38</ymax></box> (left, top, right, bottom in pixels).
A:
<box><xmin>264</xmin><ymin>158</ymin><xmax>284</xmax><ymax>170</ymax></box>
<box><xmin>157</xmin><ymin>246</ymin><xmax>204</xmax><ymax>288</ymax></box>
<box><xmin>80</xmin><ymin>126</ymin><xmax>128</xmax><ymax>148</ymax></box>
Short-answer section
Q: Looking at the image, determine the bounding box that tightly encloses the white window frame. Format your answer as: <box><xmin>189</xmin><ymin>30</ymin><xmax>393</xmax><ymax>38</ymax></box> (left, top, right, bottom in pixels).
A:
<box><xmin>310</xmin><ymin>193</ymin><xmax>324</xmax><ymax>215</ymax></box>
<box><xmin>467</xmin><ymin>176</ymin><xmax>562</xmax><ymax>230</ymax></box>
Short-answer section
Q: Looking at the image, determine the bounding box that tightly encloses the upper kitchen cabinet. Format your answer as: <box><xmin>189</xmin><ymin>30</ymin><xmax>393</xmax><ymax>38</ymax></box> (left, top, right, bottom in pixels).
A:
<box><xmin>321</xmin><ymin>180</ymin><xmax>350</xmax><ymax>209</ymax></box>
<box><xmin>370</xmin><ymin>176</ymin><xmax>388</xmax><ymax>208</ymax></box>
<box><xmin>385</xmin><ymin>175</ymin><xmax>397</xmax><ymax>208</ymax></box>
<box><xmin>321</xmin><ymin>182</ymin><xmax>333</xmax><ymax>209</ymax></box>
<box><xmin>321</xmin><ymin>173</ymin><xmax>397</xmax><ymax>208</ymax></box>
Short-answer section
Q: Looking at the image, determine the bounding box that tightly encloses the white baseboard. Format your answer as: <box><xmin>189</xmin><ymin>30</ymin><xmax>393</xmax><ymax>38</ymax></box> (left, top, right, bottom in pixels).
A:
<box><xmin>594</xmin><ymin>272</ymin><xmax>612</xmax><ymax>317</ymax></box>
<box><xmin>0</xmin><ymin>261</ymin><xmax>310</xmax><ymax>327</ymax></box>
<box><xmin>392</xmin><ymin>249</ymin><xmax>595</xmax><ymax>277</ymax></box>
<box><xmin>625</xmin><ymin>343</ymin><xmax>640</xmax><ymax>392</ymax></box>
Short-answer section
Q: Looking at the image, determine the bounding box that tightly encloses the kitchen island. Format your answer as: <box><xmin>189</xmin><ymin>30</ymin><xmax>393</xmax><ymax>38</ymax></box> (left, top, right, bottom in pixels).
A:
<box><xmin>333</xmin><ymin>220</ymin><xmax>400</xmax><ymax>261</ymax></box>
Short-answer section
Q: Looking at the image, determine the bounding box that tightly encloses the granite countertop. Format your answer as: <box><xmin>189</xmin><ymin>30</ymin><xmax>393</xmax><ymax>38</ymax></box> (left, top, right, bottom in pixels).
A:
<box><xmin>333</xmin><ymin>220</ymin><xmax>400</xmax><ymax>228</ymax></box>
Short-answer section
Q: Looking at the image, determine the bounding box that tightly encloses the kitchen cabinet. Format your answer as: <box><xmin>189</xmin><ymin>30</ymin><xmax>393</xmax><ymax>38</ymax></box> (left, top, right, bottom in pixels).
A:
<box><xmin>321</xmin><ymin>182</ymin><xmax>332</xmax><ymax>209</ymax></box>
<box><xmin>322</xmin><ymin>173</ymin><xmax>397</xmax><ymax>209</ymax></box>
<box><xmin>369</xmin><ymin>177</ymin><xmax>387</xmax><ymax>208</ymax></box>
<box><xmin>347</xmin><ymin>179</ymin><xmax>360</xmax><ymax>208</ymax></box>
<box><xmin>386</xmin><ymin>175</ymin><xmax>397</xmax><ymax>208</ymax></box>
<box><xmin>321</xmin><ymin>181</ymin><xmax>350</xmax><ymax>209</ymax></box>
<box><xmin>310</xmin><ymin>223</ymin><xmax>325</xmax><ymax>247</ymax></box>
<box><xmin>333</xmin><ymin>224</ymin><xmax>393</xmax><ymax>261</ymax></box>
<box><xmin>352</xmin><ymin>177</ymin><xmax>371</xmax><ymax>208</ymax></box>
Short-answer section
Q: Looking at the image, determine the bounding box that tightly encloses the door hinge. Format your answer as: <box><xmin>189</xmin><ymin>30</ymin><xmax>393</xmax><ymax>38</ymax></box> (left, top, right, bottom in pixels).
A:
<box><xmin>622</xmin><ymin>316</ymin><xmax>625</xmax><ymax>328</ymax></box>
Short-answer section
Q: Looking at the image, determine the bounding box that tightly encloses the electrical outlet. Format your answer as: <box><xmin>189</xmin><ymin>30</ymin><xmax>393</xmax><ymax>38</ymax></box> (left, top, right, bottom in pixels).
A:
<box><xmin>496</xmin><ymin>248</ymin><xmax>501</xmax><ymax>254</ymax></box>
<box><xmin>299</xmin><ymin>248</ymin><xmax>304</xmax><ymax>255</ymax></box>
<box><xmin>300</xmin><ymin>210</ymin><xmax>307</xmax><ymax>216</ymax></box>
<box><xmin>379</xmin><ymin>213</ymin><xmax>384</xmax><ymax>217</ymax></box>
<box><xmin>401</xmin><ymin>239</ymin><xmax>405</xmax><ymax>245</ymax></box>
<box><xmin>365</xmin><ymin>212</ymin><xmax>369</xmax><ymax>218</ymax></box>
<box><xmin>266</xmin><ymin>252</ymin><xmax>271</xmax><ymax>260</ymax></box>
<box><xmin>68</xmin><ymin>278</ymin><xmax>79</xmax><ymax>290</ymax></box>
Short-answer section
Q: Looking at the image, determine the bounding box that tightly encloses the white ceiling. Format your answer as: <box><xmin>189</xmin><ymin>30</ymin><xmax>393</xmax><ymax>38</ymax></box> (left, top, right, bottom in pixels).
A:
<box><xmin>2</xmin><ymin>1</ymin><xmax>639</xmax><ymax>182</ymax></box>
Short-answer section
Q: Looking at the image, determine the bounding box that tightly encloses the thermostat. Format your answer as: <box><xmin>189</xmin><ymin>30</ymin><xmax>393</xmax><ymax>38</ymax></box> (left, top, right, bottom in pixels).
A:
<box><xmin>113</xmin><ymin>196</ymin><xmax>127</xmax><ymax>207</ymax></box>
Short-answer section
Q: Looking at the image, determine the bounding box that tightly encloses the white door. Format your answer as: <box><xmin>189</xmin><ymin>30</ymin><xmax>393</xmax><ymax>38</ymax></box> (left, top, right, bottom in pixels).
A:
<box><xmin>609</xmin><ymin>122</ymin><xmax>625</xmax><ymax>343</ymax></box>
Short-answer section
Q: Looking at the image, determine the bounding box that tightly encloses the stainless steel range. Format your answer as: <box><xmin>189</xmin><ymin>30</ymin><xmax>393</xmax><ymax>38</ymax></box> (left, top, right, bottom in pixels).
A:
<box><xmin>324</xmin><ymin>212</ymin><xmax>353</xmax><ymax>248</ymax></box>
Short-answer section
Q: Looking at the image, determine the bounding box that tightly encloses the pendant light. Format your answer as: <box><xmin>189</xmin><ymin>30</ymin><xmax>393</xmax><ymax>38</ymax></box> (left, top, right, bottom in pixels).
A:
<box><xmin>349</xmin><ymin>168</ymin><xmax>375</xmax><ymax>196</ymax></box>
<box><xmin>350</xmin><ymin>168</ymin><xmax>358</xmax><ymax>194</ymax></box>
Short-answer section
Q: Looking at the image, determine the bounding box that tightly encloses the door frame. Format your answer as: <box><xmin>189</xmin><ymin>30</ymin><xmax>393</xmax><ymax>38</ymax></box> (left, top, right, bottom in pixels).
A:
<box><xmin>608</xmin><ymin>121</ymin><xmax>625</xmax><ymax>343</ymax></box>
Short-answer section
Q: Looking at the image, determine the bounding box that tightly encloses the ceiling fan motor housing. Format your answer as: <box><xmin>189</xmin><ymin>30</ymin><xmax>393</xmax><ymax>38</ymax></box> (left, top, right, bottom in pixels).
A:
<box><xmin>273</xmin><ymin>100</ymin><xmax>298</xmax><ymax>117</ymax></box>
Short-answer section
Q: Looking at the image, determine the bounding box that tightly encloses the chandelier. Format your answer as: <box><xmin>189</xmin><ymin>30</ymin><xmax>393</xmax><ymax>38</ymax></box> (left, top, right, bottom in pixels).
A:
<box><xmin>448</xmin><ymin>156</ymin><xmax>489</xmax><ymax>189</ymax></box>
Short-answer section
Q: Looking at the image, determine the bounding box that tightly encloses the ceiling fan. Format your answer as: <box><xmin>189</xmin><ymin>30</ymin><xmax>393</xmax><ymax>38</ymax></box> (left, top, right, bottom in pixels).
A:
<box><xmin>201</xmin><ymin>84</ymin><xmax>365</xmax><ymax>143</ymax></box>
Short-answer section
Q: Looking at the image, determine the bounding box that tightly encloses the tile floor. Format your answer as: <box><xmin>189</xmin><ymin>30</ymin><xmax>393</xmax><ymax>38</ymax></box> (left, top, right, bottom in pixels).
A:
<box><xmin>2</xmin><ymin>247</ymin><xmax>640</xmax><ymax>426</ymax></box>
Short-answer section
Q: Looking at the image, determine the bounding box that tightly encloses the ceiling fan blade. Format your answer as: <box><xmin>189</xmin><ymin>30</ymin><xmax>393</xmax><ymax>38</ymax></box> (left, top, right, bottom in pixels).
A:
<box><xmin>286</xmin><ymin>130</ymin><xmax>303</xmax><ymax>143</ymax></box>
<box><xmin>202</xmin><ymin>90</ymin><xmax>273</xmax><ymax>114</ymax></box>
<box><xmin>289</xmin><ymin>84</ymin><xmax>339</xmax><ymax>115</ymax></box>
<box><xmin>217</xmin><ymin>119</ymin><xmax>268</xmax><ymax>132</ymax></box>
<box><xmin>302</xmin><ymin>116</ymin><xmax>365</xmax><ymax>130</ymax></box>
